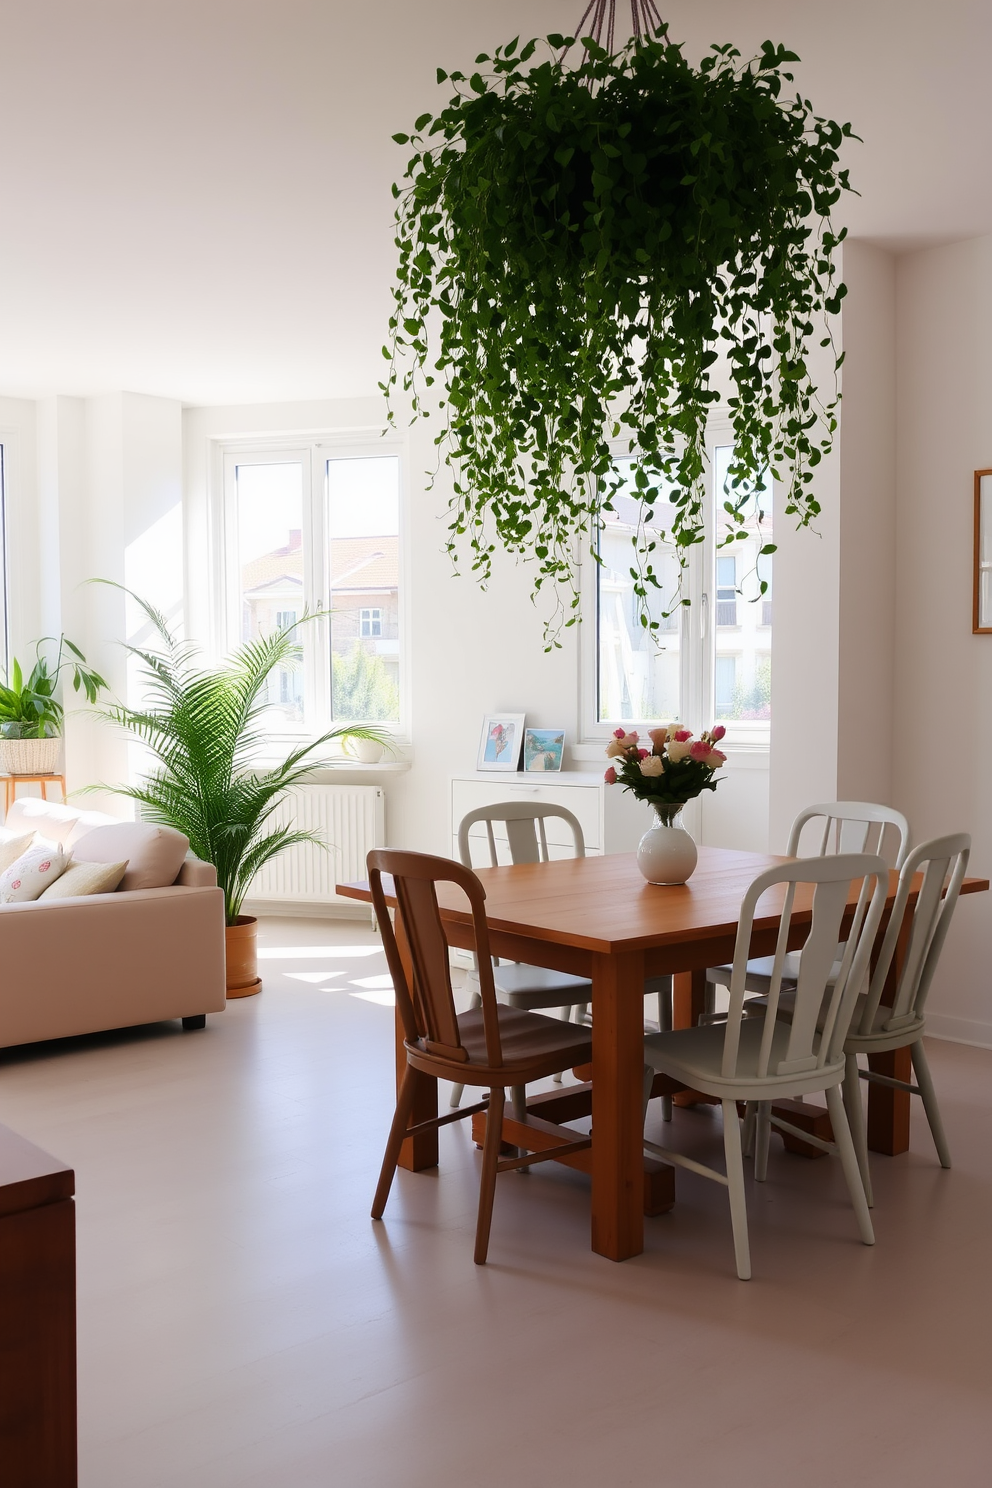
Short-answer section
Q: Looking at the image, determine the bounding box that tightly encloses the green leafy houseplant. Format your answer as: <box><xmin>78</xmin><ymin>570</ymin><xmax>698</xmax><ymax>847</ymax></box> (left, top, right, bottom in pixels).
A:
<box><xmin>101</xmin><ymin>593</ymin><xmax>386</xmax><ymax>927</ymax></box>
<box><xmin>0</xmin><ymin>637</ymin><xmax>107</xmax><ymax>739</ymax></box>
<box><xmin>385</xmin><ymin>26</ymin><xmax>856</xmax><ymax>640</ymax></box>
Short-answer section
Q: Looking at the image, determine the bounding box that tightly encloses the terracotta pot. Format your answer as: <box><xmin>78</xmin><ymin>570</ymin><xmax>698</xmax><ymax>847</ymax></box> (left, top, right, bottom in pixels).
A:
<box><xmin>225</xmin><ymin>915</ymin><xmax>262</xmax><ymax>997</ymax></box>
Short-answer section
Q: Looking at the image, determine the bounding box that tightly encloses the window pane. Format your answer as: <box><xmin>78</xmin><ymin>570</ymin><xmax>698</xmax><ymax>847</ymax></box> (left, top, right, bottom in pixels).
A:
<box><xmin>327</xmin><ymin>456</ymin><xmax>400</xmax><ymax>722</ymax></box>
<box><xmin>597</xmin><ymin>460</ymin><xmax>682</xmax><ymax>723</ymax></box>
<box><xmin>235</xmin><ymin>462</ymin><xmax>305</xmax><ymax>726</ymax></box>
<box><xmin>0</xmin><ymin>445</ymin><xmax>7</xmax><ymax>676</ymax></box>
<box><xmin>713</xmin><ymin>446</ymin><xmax>772</xmax><ymax>725</ymax></box>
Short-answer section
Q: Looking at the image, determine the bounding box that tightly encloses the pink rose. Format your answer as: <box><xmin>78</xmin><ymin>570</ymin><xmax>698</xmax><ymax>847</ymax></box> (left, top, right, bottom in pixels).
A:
<box><xmin>673</xmin><ymin>729</ymin><xmax>693</xmax><ymax>743</ymax></box>
<box><xmin>705</xmin><ymin>749</ymin><xmax>727</xmax><ymax>769</ymax></box>
<box><xmin>604</xmin><ymin>766</ymin><xmax>617</xmax><ymax>784</ymax></box>
<box><xmin>612</xmin><ymin>728</ymin><xmax>626</xmax><ymax>739</ymax></box>
<box><xmin>710</xmin><ymin>724</ymin><xmax>726</xmax><ymax>742</ymax></box>
<box><xmin>689</xmin><ymin>741</ymin><xmax>711</xmax><ymax>761</ymax></box>
<box><xmin>605</xmin><ymin>738</ymin><xmax>628</xmax><ymax>758</ymax></box>
<box><xmin>637</xmin><ymin>748</ymin><xmax>649</xmax><ymax>760</ymax></box>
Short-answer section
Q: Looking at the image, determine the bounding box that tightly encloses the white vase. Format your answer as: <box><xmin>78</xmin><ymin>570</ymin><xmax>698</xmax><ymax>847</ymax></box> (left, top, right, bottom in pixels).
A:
<box><xmin>636</xmin><ymin>804</ymin><xmax>697</xmax><ymax>885</ymax></box>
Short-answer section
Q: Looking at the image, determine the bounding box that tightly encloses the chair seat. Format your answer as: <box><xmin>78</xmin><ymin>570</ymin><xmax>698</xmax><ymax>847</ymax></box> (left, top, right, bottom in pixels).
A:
<box><xmin>748</xmin><ymin>988</ymin><xmax>926</xmax><ymax>1053</ymax></box>
<box><xmin>707</xmin><ymin>953</ymin><xmax>801</xmax><ymax>993</ymax></box>
<box><xmin>643</xmin><ymin>1018</ymin><xmax>846</xmax><ymax>1102</ymax></box>
<box><xmin>409</xmin><ymin>1003</ymin><xmax>593</xmax><ymax>1086</ymax></box>
<box><xmin>490</xmin><ymin>963</ymin><xmax>592</xmax><ymax>1010</ymax></box>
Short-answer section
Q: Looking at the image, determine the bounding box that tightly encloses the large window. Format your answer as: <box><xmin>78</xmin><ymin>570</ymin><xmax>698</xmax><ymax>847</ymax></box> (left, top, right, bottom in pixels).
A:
<box><xmin>592</xmin><ymin>437</ymin><xmax>772</xmax><ymax>746</ymax></box>
<box><xmin>223</xmin><ymin>440</ymin><xmax>403</xmax><ymax>735</ymax></box>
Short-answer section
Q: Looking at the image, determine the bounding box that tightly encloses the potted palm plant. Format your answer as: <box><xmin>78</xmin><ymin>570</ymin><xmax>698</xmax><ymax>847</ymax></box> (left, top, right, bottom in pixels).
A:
<box><xmin>0</xmin><ymin>637</ymin><xmax>107</xmax><ymax>775</ymax></box>
<box><xmin>101</xmin><ymin>592</ymin><xmax>387</xmax><ymax>996</ymax></box>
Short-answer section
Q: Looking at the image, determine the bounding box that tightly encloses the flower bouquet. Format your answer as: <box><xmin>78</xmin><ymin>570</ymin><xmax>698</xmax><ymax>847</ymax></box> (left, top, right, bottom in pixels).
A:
<box><xmin>604</xmin><ymin>726</ymin><xmax>727</xmax><ymax>884</ymax></box>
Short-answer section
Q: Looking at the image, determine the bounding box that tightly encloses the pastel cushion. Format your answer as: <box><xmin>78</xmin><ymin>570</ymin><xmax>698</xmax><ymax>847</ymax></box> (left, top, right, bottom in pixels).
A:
<box><xmin>0</xmin><ymin>842</ymin><xmax>69</xmax><ymax>902</ymax></box>
<box><xmin>70</xmin><ymin>821</ymin><xmax>189</xmax><ymax>891</ymax></box>
<box><xmin>0</xmin><ymin>829</ymin><xmax>35</xmax><ymax>873</ymax></box>
<box><xmin>3</xmin><ymin>798</ymin><xmax>80</xmax><ymax>848</ymax></box>
<box><xmin>38</xmin><ymin>858</ymin><xmax>129</xmax><ymax>900</ymax></box>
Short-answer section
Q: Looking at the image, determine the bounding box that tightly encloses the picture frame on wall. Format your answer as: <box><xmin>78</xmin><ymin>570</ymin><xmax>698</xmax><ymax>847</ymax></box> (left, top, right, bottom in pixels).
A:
<box><xmin>523</xmin><ymin>728</ymin><xmax>565</xmax><ymax>773</ymax></box>
<box><xmin>975</xmin><ymin>470</ymin><xmax>992</xmax><ymax>633</ymax></box>
<box><xmin>477</xmin><ymin>714</ymin><xmax>525</xmax><ymax>771</ymax></box>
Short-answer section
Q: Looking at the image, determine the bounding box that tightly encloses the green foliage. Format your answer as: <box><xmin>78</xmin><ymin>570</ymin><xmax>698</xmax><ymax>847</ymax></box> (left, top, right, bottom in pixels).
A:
<box><xmin>332</xmin><ymin>641</ymin><xmax>400</xmax><ymax>722</ymax></box>
<box><xmin>0</xmin><ymin>637</ymin><xmax>107</xmax><ymax>737</ymax></box>
<box><xmin>385</xmin><ymin>27</ymin><xmax>856</xmax><ymax>643</ymax></box>
<box><xmin>100</xmin><ymin>590</ymin><xmax>387</xmax><ymax>925</ymax></box>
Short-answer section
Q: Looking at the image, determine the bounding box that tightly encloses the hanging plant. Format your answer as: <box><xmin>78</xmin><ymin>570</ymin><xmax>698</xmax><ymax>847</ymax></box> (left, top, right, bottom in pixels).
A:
<box><xmin>384</xmin><ymin>17</ymin><xmax>856</xmax><ymax>643</ymax></box>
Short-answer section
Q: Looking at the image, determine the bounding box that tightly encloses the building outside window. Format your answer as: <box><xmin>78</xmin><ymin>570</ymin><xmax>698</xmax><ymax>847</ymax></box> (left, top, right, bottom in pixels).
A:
<box><xmin>223</xmin><ymin>441</ymin><xmax>403</xmax><ymax>735</ymax></box>
<box><xmin>591</xmin><ymin>438</ymin><xmax>772</xmax><ymax>746</ymax></box>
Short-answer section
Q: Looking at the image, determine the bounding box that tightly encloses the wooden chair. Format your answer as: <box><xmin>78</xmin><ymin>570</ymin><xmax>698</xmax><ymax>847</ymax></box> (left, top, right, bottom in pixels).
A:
<box><xmin>368</xmin><ymin>849</ymin><xmax>594</xmax><ymax>1264</ymax></box>
<box><xmin>706</xmin><ymin>802</ymin><xmax>911</xmax><ymax>1004</ymax></box>
<box><xmin>642</xmin><ymin>852</ymin><xmax>889</xmax><ymax>1279</ymax></box>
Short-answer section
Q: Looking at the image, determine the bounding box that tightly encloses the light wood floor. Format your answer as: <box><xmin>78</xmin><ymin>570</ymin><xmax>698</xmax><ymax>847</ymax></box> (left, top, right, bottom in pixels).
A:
<box><xmin>2</xmin><ymin>914</ymin><xmax>991</xmax><ymax>1487</ymax></box>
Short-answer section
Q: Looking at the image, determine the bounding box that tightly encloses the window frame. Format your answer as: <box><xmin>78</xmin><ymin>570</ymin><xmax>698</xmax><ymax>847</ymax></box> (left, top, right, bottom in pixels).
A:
<box><xmin>214</xmin><ymin>430</ymin><xmax>409</xmax><ymax>743</ymax></box>
<box><xmin>0</xmin><ymin>442</ymin><xmax>7</xmax><ymax>676</ymax></box>
<box><xmin>578</xmin><ymin>415</ymin><xmax>772</xmax><ymax>752</ymax></box>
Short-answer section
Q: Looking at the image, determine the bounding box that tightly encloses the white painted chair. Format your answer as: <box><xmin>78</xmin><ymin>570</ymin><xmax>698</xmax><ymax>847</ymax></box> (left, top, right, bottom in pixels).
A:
<box><xmin>450</xmin><ymin>801</ymin><xmax>671</xmax><ymax>1113</ymax></box>
<box><xmin>642</xmin><ymin>852</ymin><xmax>889</xmax><ymax>1279</ymax></box>
<box><xmin>838</xmin><ymin>832</ymin><xmax>970</xmax><ymax>1206</ymax></box>
<box><xmin>705</xmin><ymin>802</ymin><xmax>911</xmax><ymax>1003</ymax></box>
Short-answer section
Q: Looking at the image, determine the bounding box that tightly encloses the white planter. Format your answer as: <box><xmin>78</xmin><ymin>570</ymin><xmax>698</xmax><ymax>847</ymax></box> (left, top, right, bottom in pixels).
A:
<box><xmin>0</xmin><ymin>736</ymin><xmax>61</xmax><ymax>776</ymax></box>
<box><xmin>636</xmin><ymin>805</ymin><xmax>697</xmax><ymax>885</ymax></box>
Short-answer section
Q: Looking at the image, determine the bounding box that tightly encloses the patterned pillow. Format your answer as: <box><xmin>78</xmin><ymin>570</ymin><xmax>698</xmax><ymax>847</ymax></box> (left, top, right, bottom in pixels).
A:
<box><xmin>38</xmin><ymin>858</ymin><xmax>129</xmax><ymax>900</ymax></box>
<box><xmin>0</xmin><ymin>829</ymin><xmax>35</xmax><ymax>874</ymax></box>
<box><xmin>0</xmin><ymin>841</ymin><xmax>69</xmax><ymax>903</ymax></box>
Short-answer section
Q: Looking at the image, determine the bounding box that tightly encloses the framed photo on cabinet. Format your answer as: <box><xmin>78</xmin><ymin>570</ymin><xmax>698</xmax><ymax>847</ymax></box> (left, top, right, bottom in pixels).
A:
<box><xmin>477</xmin><ymin>714</ymin><xmax>525</xmax><ymax>771</ymax></box>
<box><xmin>975</xmin><ymin>470</ymin><xmax>992</xmax><ymax>633</ymax></box>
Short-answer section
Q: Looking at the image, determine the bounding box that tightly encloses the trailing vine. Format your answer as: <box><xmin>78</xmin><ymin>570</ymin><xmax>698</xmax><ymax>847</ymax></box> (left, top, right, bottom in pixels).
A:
<box><xmin>383</xmin><ymin>26</ymin><xmax>856</xmax><ymax>643</ymax></box>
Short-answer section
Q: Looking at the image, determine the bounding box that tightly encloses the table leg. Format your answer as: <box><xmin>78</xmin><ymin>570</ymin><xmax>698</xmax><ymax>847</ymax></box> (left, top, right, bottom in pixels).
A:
<box><xmin>591</xmin><ymin>949</ymin><xmax>646</xmax><ymax>1262</ymax></box>
<box><xmin>672</xmin><ymin>967</ymin><xmax>708</xmax><ymax>1029</ymax></box>
<box><xmin>391</xmin><ymin>912</ymin><xmax>438</xmax><ymax>1172</ymax></box>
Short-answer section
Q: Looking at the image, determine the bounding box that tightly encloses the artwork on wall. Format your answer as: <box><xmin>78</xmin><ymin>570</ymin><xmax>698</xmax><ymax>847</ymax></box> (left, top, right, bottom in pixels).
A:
<box><xmin>477</xmin><ymin>714</ymin><xmax>525</xmax><ymax>771</ymax></box>
<box><xmin>523</xmin><ymin>728</ymin><xmax>565</xmax><ymax>773</ymax></box>
<box><xmin>975</xmin><ymin>470</ymin><xmax>992</xmax><ymax>633</ymax></box>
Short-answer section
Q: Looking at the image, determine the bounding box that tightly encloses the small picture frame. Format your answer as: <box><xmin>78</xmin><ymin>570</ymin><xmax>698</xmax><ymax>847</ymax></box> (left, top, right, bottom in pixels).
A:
<box><xmin>974</xmin><ymin>470</ymin><xmax>992</xmax><ymax>633</ymax></box>
<box><xmin>523</xmin><ymin>728</ymin><xmax>565</xmax><ymax>773</ymax></box>
<box><xmin>477</xmin><ymin>714</ymin><xmax>525</xmax><ymax>771</ymax></box>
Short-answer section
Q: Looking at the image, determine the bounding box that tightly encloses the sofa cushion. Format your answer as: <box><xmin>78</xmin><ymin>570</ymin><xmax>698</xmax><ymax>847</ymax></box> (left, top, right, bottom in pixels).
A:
<box><xmin>0</xmin><ymin>829</ymin><xmax>35</xmax><ymax>873</ymax></box>
<box><xmin>38</xmin><ymin>858</ymin><xmax>129</xmax><ymax>900</ymax></box>
<box><xmin>4</xmin><ymin>798</ymin><xmax>80</xmax><ymax>847</ymax></box>
<box><xmin>0</xmin><ymin>842</ymin><xmax>70</xmax><ymax>902</ymax></box>
<box><xmin>70</xmin><ymin>821</ymin><xmax>189</xmax><ymax>890</ymax></box>
<box><xmin>64</xmin><ymin>809</ymin><xmax>122</xmax><ymax>848</ymax></box>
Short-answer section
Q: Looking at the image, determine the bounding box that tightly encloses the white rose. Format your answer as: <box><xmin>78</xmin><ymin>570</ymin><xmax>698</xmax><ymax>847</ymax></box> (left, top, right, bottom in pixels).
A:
<box><xmin>639</xmin><ymin>755</ymin><xmax>665</xmax><ymax>777</ymax></box>
<box><xmin>666</xmin><ymin>739</ymin><xmax>692</xmax><ymax>764</ymax></box>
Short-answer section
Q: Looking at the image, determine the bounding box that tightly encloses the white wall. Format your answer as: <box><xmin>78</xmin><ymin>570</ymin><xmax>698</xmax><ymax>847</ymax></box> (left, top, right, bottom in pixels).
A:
<box><xmin>894</xmin><ymin>234</ymin><xmax>992</xmax><ymax>1045</ymax></box>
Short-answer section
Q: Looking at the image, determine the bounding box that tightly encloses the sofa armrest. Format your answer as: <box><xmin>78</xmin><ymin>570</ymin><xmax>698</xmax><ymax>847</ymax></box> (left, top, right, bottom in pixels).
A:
<box><xmin>175</xmin><ymin>854</ymin><xmax>217</xmax><ymax>888</ymax></box>
<box><xmin>0</xmin><ymin>885</ymin><xmax>227</xmax><ymax>1048</ymax></box>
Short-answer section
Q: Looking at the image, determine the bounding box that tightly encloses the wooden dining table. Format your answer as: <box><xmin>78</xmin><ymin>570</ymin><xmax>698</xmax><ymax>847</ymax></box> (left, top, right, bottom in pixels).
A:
<box><xmin>339</xmin><ymin>845</ymin><xmax>988</xmax><ymax>1262</ymax></box>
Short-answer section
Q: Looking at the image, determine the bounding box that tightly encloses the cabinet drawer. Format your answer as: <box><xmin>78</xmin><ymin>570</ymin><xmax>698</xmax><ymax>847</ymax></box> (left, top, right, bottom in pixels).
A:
<box><xmin>451</xmin><ymin>779</ymin><xmax>602</xmax><ymax>851</ymax></box>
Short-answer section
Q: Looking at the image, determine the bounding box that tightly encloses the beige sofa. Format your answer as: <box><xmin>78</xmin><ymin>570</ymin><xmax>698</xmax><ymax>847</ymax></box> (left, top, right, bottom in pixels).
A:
<box><xmin>0</xmin><ymin>798</ymin><xmax>226</xmax><ymax>1049</ymax></box>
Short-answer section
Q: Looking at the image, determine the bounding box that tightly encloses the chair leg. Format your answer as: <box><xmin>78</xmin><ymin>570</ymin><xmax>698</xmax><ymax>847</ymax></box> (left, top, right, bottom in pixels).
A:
<box><xmin>753</xmin><ymin>1102</ymin><xmax>772</xmax><ymax>1182</ymax></box>
<box><xmin>372</xmin><ymin>1065</ymin><xmax>420</xmax><ymax>1220</ymax></box>
<box><xmin>551</xmin><ymin>1005</ymin><xmax>571</xmax><ymax>1083</ymax></box>
<box><xmin>722</xmin><ymin>1100</ymin><xmax>751</xmax><ymax>1280</ymax></box>
<box><xmin>742</xmin><ymin>1101</ymin><xmax>756</xmax><ymax>1158</ymax></box>
<box><xmin>450</xmin><ymin>988</ymin><xmax>482</xmax><ymax>1107</ymax></box>
<box><xmin>843</xmin><ymin>1053</ymin><xmax>873</xmax><ymax>1207</ymax></box>
<box><xmin>911</xmin><ymin>1041</ymin><xmax>952</xmax><ymax>1169</ymax></box>
<box><xmin>657</xmin><ymin>980</ymin><xmax>673</xmax><ymax>1120</ymax></box>
<box><xmin>475</xmin><ymin>1086</ymin><xmax>505</xmax><ymax>1264</ymax></box>
<box><xmin>825</xmin><ymin>1085</ymin><xmax>875</xmax><ymax>1247</ymax></box>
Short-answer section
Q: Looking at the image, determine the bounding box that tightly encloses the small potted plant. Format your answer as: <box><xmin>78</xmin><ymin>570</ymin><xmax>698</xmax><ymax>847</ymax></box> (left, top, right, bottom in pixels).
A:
<box><xmin>605</xmin><ymin>725</ymin><xmax>727</xmax><ymax>884</ymax></box>
<box><xmin>0</xmin><ymin>638</ymin><xmax>108</xmax><ymax>776</ymax></box>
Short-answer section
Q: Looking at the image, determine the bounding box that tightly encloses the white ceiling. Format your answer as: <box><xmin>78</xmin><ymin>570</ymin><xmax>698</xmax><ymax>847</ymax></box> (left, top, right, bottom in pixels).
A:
<box><xmin>0</xmin><ymin>0</ymin><xmax>988</xmax><ymax>405</ymax></box>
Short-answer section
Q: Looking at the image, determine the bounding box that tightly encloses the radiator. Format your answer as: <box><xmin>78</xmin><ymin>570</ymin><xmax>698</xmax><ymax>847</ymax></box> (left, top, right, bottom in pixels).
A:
<box><xmin>247</xmin><ymin>784</ymin><xmax>384</xmax><ymax>907</ymax></box>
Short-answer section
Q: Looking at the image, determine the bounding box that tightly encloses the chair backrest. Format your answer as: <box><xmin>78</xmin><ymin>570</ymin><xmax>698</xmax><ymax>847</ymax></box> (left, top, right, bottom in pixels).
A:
<box><xmin>457</xmin><ymin>801</ymin><xmax>586</xmax><ymax>870</ymax></box>
<box><xmin>722</xmin><ymin>852</ymin><xmax>889</xmax><ymax>1081</ymax></box>
<box><xmin>854</xmin><ymin>832</ymin><xmax>971</xmax><ymax>1038</ymax></box>
<box><xmin>367</xmin><ymin>848</ymin><xmax>504</xmax><ymax>1069</ymax></box>
<box><xmin>787</xmin><ymin>801</ymin><xmax>910</xmax><ymax>869</ymax></box>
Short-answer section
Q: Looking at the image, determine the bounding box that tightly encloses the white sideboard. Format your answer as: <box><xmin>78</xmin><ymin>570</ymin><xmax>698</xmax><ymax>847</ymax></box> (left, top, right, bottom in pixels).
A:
<box><xmin>450</xmin><ymin>771</ymin><xmax>647</xmax><ymax>864</ymax></box>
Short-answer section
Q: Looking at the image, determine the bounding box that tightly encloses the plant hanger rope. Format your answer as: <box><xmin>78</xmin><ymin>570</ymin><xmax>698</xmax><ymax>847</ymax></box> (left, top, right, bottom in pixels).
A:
<box><xmin>384</xmin><ymin>13</ymin><xmax>856</xmax><ymax>645</ymax></box>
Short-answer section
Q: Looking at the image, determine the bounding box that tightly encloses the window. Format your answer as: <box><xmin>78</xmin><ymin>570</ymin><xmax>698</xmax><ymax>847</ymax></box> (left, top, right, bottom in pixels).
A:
<box><xmin>589</xmin><ymin>436</ymin><xmax>772</xmax><ymax>746</ymax></box>
<box><xmin>222</xmin><ymin>440</ymin><xmax>403</xmax><ymax>734</ymax></box>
